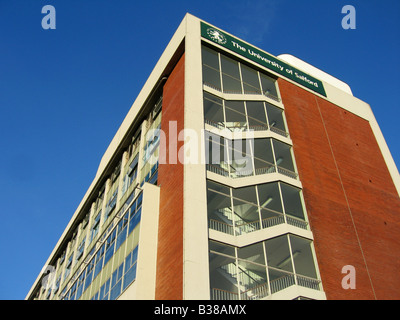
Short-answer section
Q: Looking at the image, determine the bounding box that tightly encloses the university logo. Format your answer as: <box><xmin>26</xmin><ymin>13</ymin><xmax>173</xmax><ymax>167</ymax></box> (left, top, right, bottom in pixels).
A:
<box><xmin>206</xmin><ymin>28</ymin><xmax>227</xmax><ymax>45</ymax></box>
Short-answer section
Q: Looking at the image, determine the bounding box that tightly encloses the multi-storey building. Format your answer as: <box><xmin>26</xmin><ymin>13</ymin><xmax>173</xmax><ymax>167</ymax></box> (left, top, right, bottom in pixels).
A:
<box><xmin>27</xmin><ymin>14</ymin><xmax>400</xmax><ymax>301</ymax></box>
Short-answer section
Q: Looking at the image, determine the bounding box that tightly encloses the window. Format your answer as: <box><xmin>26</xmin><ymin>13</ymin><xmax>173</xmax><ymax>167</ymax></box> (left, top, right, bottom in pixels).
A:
<box><xmin>142</xmin><ymin>125</ymin><xmax>161</xmax><ymax>166</ymax></box>
<box><xmin>202</xmin><ymin>45</ymin><xmax>279</xmax><ymax>101</ymax></box>
<box><xmin>84</xmin><ymin>258</ymin><xmax>95</xmax><ymax>292</ymax></box>
<box><xmin>209</xmin><ymin>236</ymin><xmax>320</xmax><ymax>300</ymax></box>
<box><xmin>63</xmin><ymin>253</ymin><xmax>74</xmax><ymax>281</ymax></box>
<box><xmin>246</xmin><ymin>101</ymin><xmax>268</xmax><ymax>130</ymax></box>
<box><xmin>75</xmin><ymin>271</ymin><xmax>85</xmax><ymax>300</ymax></box>
<box><xmin>99</xmin><ymin>279</ymin><xmax>110</xmax><ymax>300</ymax></box>
<box><xmin>123</xmin><ymin>246</ymin><xmax>138</xmax><ymax>291</ymax></box>
<box><xmin>122</xmin><ymin>155</ymin><xmax>138</xmax><ymax>195</ymax></box>
<box><xmin>141</xmin><ymin>109</ymin><xmax>162</xmax><ymax>184</ymax></box>
<box><xmin>260</xmin><ymin>74</ymin><xmax>278</xmax><ymax>100</ymax></box>
<box><xmin>115</xmin><ymin>212</ymin><xmax>128</xmax><ymax>252</ymax></box>
<box><xmin>54</xmin><ymin>275</ymin><xmax>61</xmax><ymax>294</ymax></box>
<box><xmin>241</xmin><ymin>65</ymin><xmax>261</xmax><ymax>94</ymax></box>
<box><xmin>69</xmin><ymin>282</ymin><xmax>77</xmax><ymax>300</ymax></box>
<box><xmin>89</xmin><ymin>211</ymin><xmax>101</xmax><ymax>243</ymax></box>
<box><xmin>221</xmin><ymin>55</ymin><xmax>242</xmax><ymax>93</ymax></box>
<box><xmin>203</xmin><ymin>93</ymin><xmax>224</xmax><ymax>129</ymax></box>
<box><xmin>104</xmin><ymin>229</ymin><xmax>116</xmax><ymax>267</ymax></box>
<box><xmin>202</xmin><ymin>46</ymin><xmax>221</xmax><ymax>90</ymax></box>
<box><xmin>206</xmin><ymin>180</ymin><xmax>308</xmax><ymax>235</ymax></box>
<box><xmin>224</xmin><ymin>101</ymin><xmax>247</xmax><ymax>131</ymax></box>
<box><xmin>205</xmin><ymin>134</ymin><xmax>296</xmax><ymax>179</ymax></box>
<box><xmin>271</xmin><ymin>140</ymin><xmax>296</xmax><ymax>177</ymax></box>
<box><xmin>104</xmin><ymin>188</ymin><xmax>118</xmax><ymax>221</ymax></box>
<box><xmin>76</xmin><ymin>237</ymin><xmax>85</xmax><ymax>261</ymax></box>
<box><xmin>128</xmin><ymin>201</ymin><xmax>142</xmax><ymax>235</ymax></box>
<box><xmin>203</xmin><ymin>94</ymin><xmax>287</xmax><ymax>135</ymax></box>
<box><xmin>93</xmin><ymin>244</ymin><xmax>105</xmax><ymax>280</ymax></box>
<box><xmin>110</xmin><ymin>263</ymin><xmax>124</xmax><ymax>300</ymax></box>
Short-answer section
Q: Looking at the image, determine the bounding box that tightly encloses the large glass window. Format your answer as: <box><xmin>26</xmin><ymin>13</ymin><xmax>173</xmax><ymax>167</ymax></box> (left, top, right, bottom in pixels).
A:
<box><xmin>221</xmin><ymin>55</ymin><xmax>242</xmax><ymax>93</ymax></box>
<box><xmin>246</xmin><ymin>101</ymin><xmax>268</xmax><ymax>130</ymax></box>
<box><xmin>203</xmin><ymin>93</ymin><xmax>287</xmax><ymax>136</ymax></box>
<box><xmin>209</xmin><ymin>236</ymin><xmax>320</xmax><ymax>300</ymax></box>
<box><xmin>61</xmin><ymin>192</ymin><xmax>143</xmax><ymax>301</ymax></box>
<box><xmin>202</xmin><ymin>46</ymin><xmax>221</xmax><ymax>90</ymax></box>
<box><xmin>204</xmin><ymin>93</ymin><xmax>224</xmax><ymax>128</ymax></box>
<box><xmin>207</xmin><ymin>180</ymin><xmax>308</xmax><ymax>235</ymax></box>
<box><xmin>205</xmin><ymin>135</ymin><xmax>297</xmax><ymax>179</ymax></box>
<box><xmin>224</xmin><ymin>101</ymin><xmax>247</xmax><ymax>131</ymax></box>
<box><xmin>241</xmin><ymin>65</ymin><xmax>261</xmax><ymax>94</ymax></box>
<box><xmin>202</xmin><ymin>45</ymin><xmax>279</xmax><ymax>101</ymax></box>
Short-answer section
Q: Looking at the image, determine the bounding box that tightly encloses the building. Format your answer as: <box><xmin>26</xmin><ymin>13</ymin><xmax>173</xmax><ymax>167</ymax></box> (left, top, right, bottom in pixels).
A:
<box><xmin>26</xmin><ymin>13</ymin><xmax>400</xmax><ymax>301</ymax></box>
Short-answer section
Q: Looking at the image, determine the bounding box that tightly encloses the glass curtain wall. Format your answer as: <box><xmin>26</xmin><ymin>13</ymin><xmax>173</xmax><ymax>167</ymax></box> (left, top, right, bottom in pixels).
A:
<box><xmin>205</xmin><ymin>133</ymin><xmax>297</xmax><ymax>179</ymax></box>
<box><xmin>203</xmin><ymin>93</ymin><xmax>287</xmax><ymax>136</ymax></box>
<box><xmin>202</xmin><ymin>46</ymin><xmax>279</xmax><ymax>101</ymax></box>
<box><xmin>207</xmin><ymin>180</ymin><xmax>308</xmax><ymax>235</ymax></box>
<box><xmin>209</xmin><ymin>235</ymin><xmax>321</xmax><ymax>300</ymax></box>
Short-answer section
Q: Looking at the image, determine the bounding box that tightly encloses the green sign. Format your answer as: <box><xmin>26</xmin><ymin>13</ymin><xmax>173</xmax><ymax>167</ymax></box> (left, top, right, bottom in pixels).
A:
<box><xmin>201</xmin><ymin>22</ymin><xmax>326</xmax><ymax>97</ymax></box>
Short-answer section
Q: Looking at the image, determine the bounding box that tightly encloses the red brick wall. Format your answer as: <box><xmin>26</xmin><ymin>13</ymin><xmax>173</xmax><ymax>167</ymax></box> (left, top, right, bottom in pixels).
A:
<box><xmin>278</xmin><ymin>78</ymin><xmax>400</xmax><ymax>300</ymax></box>
<box><xmin>155</xmin><ymin>53</ymin><xmax>185</xmax><ymax>299</ymax></box>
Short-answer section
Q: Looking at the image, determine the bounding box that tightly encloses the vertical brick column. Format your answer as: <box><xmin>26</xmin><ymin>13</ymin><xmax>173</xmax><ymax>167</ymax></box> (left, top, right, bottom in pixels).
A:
<box><xmin>155</xmin><ymin>54</ymin><xmax>185</xmax><ymax>299</ymax></box>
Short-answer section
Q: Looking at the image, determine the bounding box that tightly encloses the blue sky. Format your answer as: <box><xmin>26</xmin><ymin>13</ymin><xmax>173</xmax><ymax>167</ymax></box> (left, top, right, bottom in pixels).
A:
<box><xmin>0</xmin><ymin>0</ymin><xmax>399</xmax><ymax>300</ymax></box>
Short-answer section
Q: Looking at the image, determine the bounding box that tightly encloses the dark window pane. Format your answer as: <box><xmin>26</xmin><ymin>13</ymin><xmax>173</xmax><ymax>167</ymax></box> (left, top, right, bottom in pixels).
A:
<box><xmin>246</xmin><ymin>101</ymin><xmax>268</xmax><ymax>129</ymax></box>
<box><xmin>237</xmin><ymin>242</ymin><xmax>265</xmax><ymax>265</ymax></box>
<box><xmin>280</xmin><ymin>183</ymin><xmax>305</xmax><ymax>220</ymax></box>
<box><xmin>224</xmin><ymin>101</ymin><xmax>247</xmax><ymax>131</ymax></box>
<box><xmin>204</xmin><ymin>93</ymin><xmax>224</xmax><ymax>126</ymax></box>
<box><xmin>232</xmin><ymin>185</ymin><xmax>258</xmax><ymax>205</ymax></box>
<box><xmin>221</xmin><ymin>55</ymin><xmax>240</xmax><ymax>79</ymax></box>
<box><xmin>266</xmin><ymin>103</ymin><xmax>286</xmax><ymax>133</ymax></box>
<box><xmin>222</xmin><ymin>74</ymin><xmax>242</xmax><ymax>93</ymax></box>
<box><xmin>260</xmin><ymin>74</ymin><xmax>278</xmax><ymax>99</ymax></box>
<box><xmin>203</xmin><ymin>65</ymin><xmax>221</xmax><ymax>90</ymax></box>
<box><xmin>209</xmin><ymin>240</ymin><xmax>235</xmax><ymax>257</ymax></box>
<box><xmin>241</xmin><ymin>65</ymin><xmax>261</xmax><ymax>94</ymax></box>
<box><xmin>221</xmin><ymin>56</ymin><xmax>242</xmax><ymax>93</ymax></box>
<box><xmin>265</xmin><ymin>235</ymin><xmax>293</xmax><ymax>273</ymax></box>
<box><xmin>228</xmin><ymin>139</ymin><xmax>253</xmax><ymax>177</ymax></box>
<box><xmin>289</xmin><ymin>235</ymin><xmax>318</xmax><ymax>279</ymax></box>
<box><xmin>257</xmin><ymin>182</ymin><xmax>283</xmax><ymax>213</ymax></box>
<box><xmin>252</xmin><ymin>139</ymin><xmax>275</xmax><ymax>170</ymax></box>
<box><xmin>272</xmin><ymin>140</ymin><xmax>295</xmax><ymax>172</ymax></box>
<box><xmin>207</xmin><ymin>180</ymin><xmax>230</xmax><ymax>195</ymax></box>
<box><xmin>202</xmin><ymin>46</ymin><xmax>220</xmax><ymax>70</ymax></box>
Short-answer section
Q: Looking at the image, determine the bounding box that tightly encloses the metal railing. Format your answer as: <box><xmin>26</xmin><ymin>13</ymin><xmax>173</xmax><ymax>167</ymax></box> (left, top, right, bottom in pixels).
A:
<box><xmin>209</xmin><ymin>219</ymin><xmax>234</xmax><ymax>235</ymax></box>
<box><xmin>203</xmin><ymin>81</ymin><xmax>281</xmax><ymax>102</ymax></box>
<box><xmin>211</xmin><ymin>275</ymin><xmax>320</xmax><ymax>300</ymax></box>
<box><xmin>205</xmin><ymin>118</ymin><xmax>288</xmax><ymax>138</ymax></box>
<box><xmin>261</xmin><ymin>215</ymin><xmax>286</xmax><ymax>229</ymax></box>
<box><xmin>296</xmin><ymin>274</ymin><xmax>321</xmax><ymax>291</ymax></box>
<box><xmin>270</xmin><ymin>273</ymin><xmax>296</xmax><ymax>294</ymax></box>
<box><xmin>240</xmin><ymin>283</ymin><xmax>269</xmax><ymax>300</ymax></box>
<box><xmin>209</xmin><ymin>208</ymin><xmax>307</xmax><ymax>236</ymax></box>
<box><xmin>270</xmin><ymin>125</ymin><xmax>289</xmax><ymax>137</ymax></box>
<box><xmin>211</xmin><ymin>288</ymin><xmax>239</xmax><ymax>300</ymax></box>
<box><xmin>206</xmin><ymin>163</ymin><xmax>298</xmax><ymax>180</ymax></box>
<box><xmin>286</xmin><ymin>215</ymin><xmax>308</xmax><ymax>230</ymax></box>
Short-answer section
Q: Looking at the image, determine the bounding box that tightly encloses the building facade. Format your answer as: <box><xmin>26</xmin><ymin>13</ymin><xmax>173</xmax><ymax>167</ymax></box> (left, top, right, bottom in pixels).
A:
<box><xmin>27</xmin><ymin>14</ymin><xmax>400</xmax><ymax>301</ymax></box>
